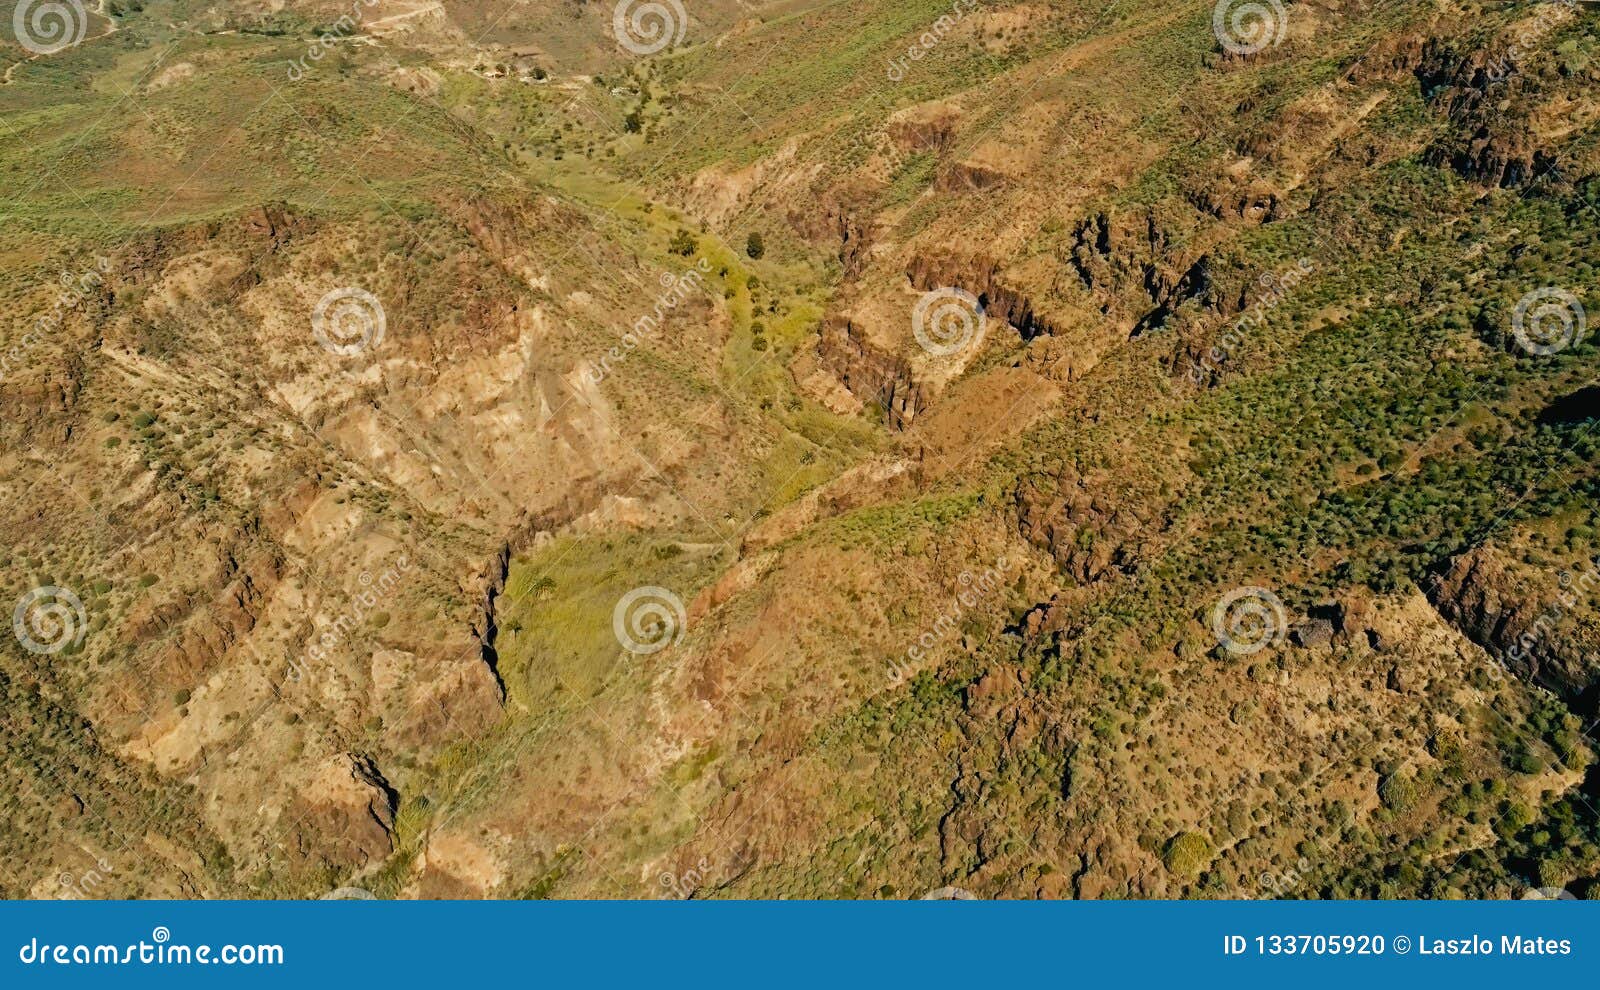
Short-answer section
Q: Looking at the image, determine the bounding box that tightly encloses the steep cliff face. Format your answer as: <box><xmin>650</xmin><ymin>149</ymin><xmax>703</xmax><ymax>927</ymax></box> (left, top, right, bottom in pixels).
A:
<box><xmin>286</xmin><ymin>753</ymin><xmax>399</xmax><ymax>876</ymax></box>
<box><xmin>816</xmin><ymin>314</ymin><xmax>930</xmax><ymax>430</ymax></box>
<box><xmin>1067</xmin><ymin>211</ymin><xmax>1232</xmax><ymax>336</ymax></box>
<box><xmin>1412</xmin><ymin>13</ymin><xmax>1579</xmax><ymax>188</ymax></box>
<box><xmin>906</xmin><ymin>253</ymin><xmax>1063</xmax><ymax>341</ymax></box>
<box><xmin>1426</xmin><ymin>544</ymin><xmax>1600</xmax><ymax>716</ymax></box>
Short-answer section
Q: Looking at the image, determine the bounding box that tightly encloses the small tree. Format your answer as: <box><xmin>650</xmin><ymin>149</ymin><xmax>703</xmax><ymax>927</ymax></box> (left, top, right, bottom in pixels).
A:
<box><xmin>745</xmin><ymin>231</ymin><xmax>765</xmax><ymax>259</ymax></box>
<box><xmin>669</xmin><ymin>229</ymin><xmax>697</xmax><ymax>256</ymax></box>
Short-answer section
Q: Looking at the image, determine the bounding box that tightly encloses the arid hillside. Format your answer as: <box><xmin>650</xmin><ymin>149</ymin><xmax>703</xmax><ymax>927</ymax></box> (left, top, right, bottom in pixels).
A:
<box><xmin>4</xmin><ymin>0</ymin><xmax>1600</xmax><ymax>900</ymax></box>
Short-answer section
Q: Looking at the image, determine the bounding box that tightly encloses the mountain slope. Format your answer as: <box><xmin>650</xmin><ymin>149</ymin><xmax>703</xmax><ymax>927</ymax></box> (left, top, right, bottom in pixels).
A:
<box><xmin>4</xmin><ymin>0</ymin><xmax>1600</xmax><ymax>900</ymax></box>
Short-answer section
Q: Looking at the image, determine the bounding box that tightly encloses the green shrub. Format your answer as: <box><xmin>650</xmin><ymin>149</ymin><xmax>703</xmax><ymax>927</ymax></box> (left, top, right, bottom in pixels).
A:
<box><xmin>1163</xmin><ymin>832</ymin><xmax>1216</xmax><ymax>878</ymax></box>
<box><xmin>1380</xmin><ymin>773</ymin><xmax>1418</xmax><ymax>813</ymax></box>
<box><xmin>668</xmin><ymin>229</ymin><xmax>697</xmax><ymax>256</ymax></box>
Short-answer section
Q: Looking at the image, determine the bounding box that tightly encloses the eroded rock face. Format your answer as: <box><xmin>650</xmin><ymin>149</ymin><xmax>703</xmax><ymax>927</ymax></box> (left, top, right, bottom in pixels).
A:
<box><xmin>1189</xmin><ymin>178</ymin><xmax>1283</xmax><ymax>226</ymax></box>
<box><xmin>1015</xmin><ymin>469</ymin><xmax>1164</xmax><ymax>584</ymax></box>
<box><xmin>1428</xmin><ymin>128</ymin><xmax>1560</xmax><ymax>189</ymax></box>
<box><xmin>816</xmin><ymin>315</ymin><xmax>929</xmax><ymax>430</ymax></box>
<box><xmin>788</xmin><ymin>193</ymin><xmax>877</xmax><ymax>278</ymax></box>
<box><xmin>1068</xmin><ymin>211</ymin><xmax>1226</xmax><ymax>335</ymax></box>
<box><xmin>1426</xmin><ymin>545</ymin><xmax>1600</xmax><ymax>714</ymax></box>
<box><xmin>906</xmin><ymin>253</ymin><xmax>1060</xmax><ymax>341</ymax></box>
<box><xmin>286</xmin><ymin>753</ymin><xmax>397</xmax><ymax>874</ymax></box>
<box><xmin>1414</xmin><ymin>30</ymin><xmax>1566</xmax><ymax>189</ymax></box>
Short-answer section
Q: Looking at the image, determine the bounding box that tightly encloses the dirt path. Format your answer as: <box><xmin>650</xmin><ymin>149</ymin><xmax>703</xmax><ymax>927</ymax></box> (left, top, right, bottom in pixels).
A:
<box><xmin>4</xmin><ymin>12</ymin><xmax>118</xmax><ymax>84</ymax></box>
<box><xmin>1</xmin><ymin>58</ymin><xmax>31</xmax><ymax>85</ymax></box>
<box><xmin>364</xmin><ymin>2</ymin><xmax>445</xmax><ymax>33</ymax></box>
